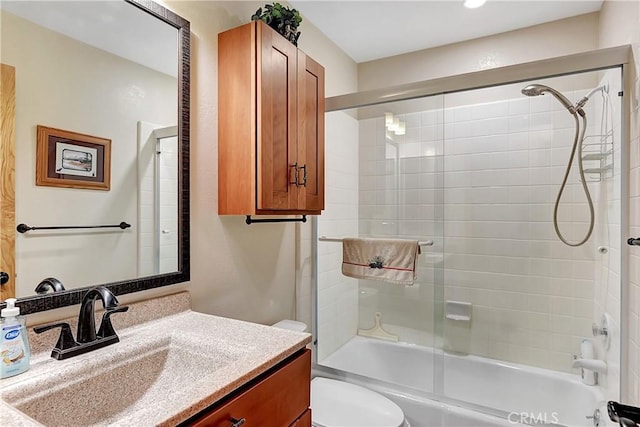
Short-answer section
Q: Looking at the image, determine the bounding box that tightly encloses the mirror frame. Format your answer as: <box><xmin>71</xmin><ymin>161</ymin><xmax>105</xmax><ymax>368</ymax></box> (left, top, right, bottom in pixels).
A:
<box><xmin>4</xmin><ymin>0</ymin><xmax>190</xmax><ymax>315</ymax></box>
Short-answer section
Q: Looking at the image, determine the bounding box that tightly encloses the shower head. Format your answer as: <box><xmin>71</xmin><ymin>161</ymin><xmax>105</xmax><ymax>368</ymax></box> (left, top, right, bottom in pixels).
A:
<box><xmin>521</xmin><ymin>84</ymin><xmax>548</xmax><ymax>97</ymax></box>
<box><xmin>521</xmin><ymin>84</ymin><xmax>576</xmax><ymax>113</ymax></box>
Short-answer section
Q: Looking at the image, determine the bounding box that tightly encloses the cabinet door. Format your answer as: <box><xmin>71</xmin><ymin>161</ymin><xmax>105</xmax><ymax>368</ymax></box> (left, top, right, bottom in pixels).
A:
<box><xmin>188</xmin><ymin>350</ymin><xmax>311</xmax><ymax>427</ymax></box>
<box><xmin>257</xmin><ymin>22</ymin><xmax>298</xmax><ymax>211</ymax></box>
<box><xmin>297</xmin><ymin>53</ymin><xmax>325</xmax><ymax>212</ymax></box>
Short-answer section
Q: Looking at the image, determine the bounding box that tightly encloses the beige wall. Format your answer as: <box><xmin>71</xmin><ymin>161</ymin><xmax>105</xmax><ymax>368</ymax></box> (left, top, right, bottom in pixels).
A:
<box><xmin>1</xmin><ymin>12</ymin><xmax>176</xmax><ymax>298</ymax></box>
<box><xmin>358</xmin><ymin>13</ymin><xmax>599</xmax><ymax>91</ymax></box>
<box><xmin>18</xmin><ymin>1</ymin><xmax>639</xmax><ymax>406</ymax></box>
<box><xmin>157</xmin><ymin>1</ymin><xmax>357</xmax><ymax>325</ymax></box>
<box><xmin>21</xmin><ymin>1</ymin><xmax>357</xmax><ymax>328</ymax></box>
<box><xmin>598</xmin><ymin>0</ymin><xmax>640</xmax><ymax>406</ymax></box>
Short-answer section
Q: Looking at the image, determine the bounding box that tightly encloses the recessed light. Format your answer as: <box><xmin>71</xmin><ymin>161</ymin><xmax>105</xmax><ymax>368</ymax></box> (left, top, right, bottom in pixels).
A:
<box><xmin>464</xmin><ymin>0</ymin><xmax>486</xmax><ymax>9</ymax></box>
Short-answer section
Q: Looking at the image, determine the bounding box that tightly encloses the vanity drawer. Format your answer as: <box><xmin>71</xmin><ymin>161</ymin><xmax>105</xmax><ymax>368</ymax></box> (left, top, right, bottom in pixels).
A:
<box><xmin>188</xmin><ymin>349</ymin><xmax>311</xmax><ymax>427</ymax></box>
<box><xmin>291</xmin><ymin>409</ymin><xmax>311</xmax><ymax>426</ymax></box>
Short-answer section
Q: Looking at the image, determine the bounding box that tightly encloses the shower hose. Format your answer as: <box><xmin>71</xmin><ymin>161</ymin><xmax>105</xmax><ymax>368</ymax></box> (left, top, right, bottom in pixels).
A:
<box><xmin>553</xmin><ymin>111</ymin><xmax>595</xmax><ymax>247</ymax></box>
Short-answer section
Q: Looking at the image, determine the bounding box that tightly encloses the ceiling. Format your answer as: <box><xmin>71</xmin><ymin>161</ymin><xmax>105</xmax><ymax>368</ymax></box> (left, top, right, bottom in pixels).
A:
<box><xmin>289</xmin><ymin>0</ymin><xmax>604</xmax><ymax>63</ymax></box>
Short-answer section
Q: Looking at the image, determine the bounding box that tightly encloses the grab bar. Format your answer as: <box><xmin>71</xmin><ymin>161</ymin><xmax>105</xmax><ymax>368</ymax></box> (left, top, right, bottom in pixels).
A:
<box><xmin>318</xmin><ymin>236</ymin><xmax>434</xmax><ymax>247</ymax></box>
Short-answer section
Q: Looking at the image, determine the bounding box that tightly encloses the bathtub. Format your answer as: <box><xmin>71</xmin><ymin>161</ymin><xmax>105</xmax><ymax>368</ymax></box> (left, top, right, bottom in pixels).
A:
<box><xmin>319</xmin><ymin>336</ymin><xmax>607</xmax><ymax>427</ymax></box>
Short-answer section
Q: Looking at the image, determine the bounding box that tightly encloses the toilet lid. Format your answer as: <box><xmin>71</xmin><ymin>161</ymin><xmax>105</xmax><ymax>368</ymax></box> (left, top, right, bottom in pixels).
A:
<box><xmin>311</xmin><ymin>377</ymin><xmax>404</xmax><ymax>427</ymax></box>
<box><xmin>272</xmin><ymin>319</ymin><xmax>307</xmax><ymax>332</ymax></box>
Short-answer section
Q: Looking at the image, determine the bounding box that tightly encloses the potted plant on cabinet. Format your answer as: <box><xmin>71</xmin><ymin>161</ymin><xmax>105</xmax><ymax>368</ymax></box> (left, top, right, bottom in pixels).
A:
<box><xmin>251</xmin><ymin>2</ymin><xmax>303</xmax><ymax>46</ymax></box>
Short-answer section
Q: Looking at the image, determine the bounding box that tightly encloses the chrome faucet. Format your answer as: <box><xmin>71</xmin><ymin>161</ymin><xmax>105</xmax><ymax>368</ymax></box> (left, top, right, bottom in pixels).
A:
<box><xmin>34</xmin><ymin>286</ymin><xmax>128</xmax><ymax>360</ymax></box>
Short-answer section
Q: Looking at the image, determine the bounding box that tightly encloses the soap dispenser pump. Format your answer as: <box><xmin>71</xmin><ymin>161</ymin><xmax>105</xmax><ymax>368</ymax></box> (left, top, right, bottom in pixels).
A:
<box><xmin>0</xmin><ymin>298</ymin><xmax>31</xmax><ymax>378</ymax></box>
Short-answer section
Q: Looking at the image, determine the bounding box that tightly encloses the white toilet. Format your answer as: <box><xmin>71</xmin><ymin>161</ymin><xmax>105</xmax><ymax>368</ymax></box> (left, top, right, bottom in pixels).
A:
<box><xmin>272</xmin><ymin>320</ymin><xmax>406</xmax><ymax>427</ymax></box>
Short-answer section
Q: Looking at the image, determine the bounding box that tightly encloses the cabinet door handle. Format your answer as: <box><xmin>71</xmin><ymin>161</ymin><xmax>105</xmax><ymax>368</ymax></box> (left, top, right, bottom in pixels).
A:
<box><xmin>298</xmin><ymin>164</ymin><xmax>307</xmax><ymax>187</ymax></box>
<box><xmin>290</xmin><ymin>163</ymin><xmax>299</xmax><ymax>186</ymax></box>
<box><xmin>229</xmin><ymin>417</ymin><xmax>246</xmax><ymax>427</ymax></box>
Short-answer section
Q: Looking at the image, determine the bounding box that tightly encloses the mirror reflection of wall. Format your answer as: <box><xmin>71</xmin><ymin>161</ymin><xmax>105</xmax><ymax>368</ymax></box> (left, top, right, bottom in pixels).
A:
<box><xmin>0</xmin><ymin>1</ymin><xmax>179</xmax><ymax>299</ymax></box>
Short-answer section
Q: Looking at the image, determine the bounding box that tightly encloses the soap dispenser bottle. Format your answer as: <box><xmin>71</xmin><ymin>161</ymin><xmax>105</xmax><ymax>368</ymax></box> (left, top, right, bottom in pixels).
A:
<box><xmin>0</xmin><ymin>298</ymin><xmax>31</xmax><ymax>379</ymax></box>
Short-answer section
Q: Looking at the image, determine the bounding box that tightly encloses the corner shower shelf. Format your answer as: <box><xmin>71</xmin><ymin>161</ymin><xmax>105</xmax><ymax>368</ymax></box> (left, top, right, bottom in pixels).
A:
<box><xmin>583</xmin><ymin>164</ymin><xmax>613</xmax><ymax>174</ymax></box>
<box><xmin>581</xmin><ymin>130</ymin><xmax>614</xmax><ymax>182</ymax></box>
<box><xmin>581</xmin><ymin>150</ymin><xmax>612</xmax><ymax>161</ymax></box>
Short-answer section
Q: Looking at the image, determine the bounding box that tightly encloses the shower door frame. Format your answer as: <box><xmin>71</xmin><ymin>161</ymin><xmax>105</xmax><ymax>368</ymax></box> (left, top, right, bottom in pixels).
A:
<box><xmin>312</xmin><ymin>44</ymin><xmax>633</xmax><ymax>408</ymax></box>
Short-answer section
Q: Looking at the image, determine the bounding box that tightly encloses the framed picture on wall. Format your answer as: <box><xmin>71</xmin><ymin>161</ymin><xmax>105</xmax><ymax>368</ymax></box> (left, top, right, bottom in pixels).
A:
<box><xmin>36</xmin><ymin>125</ymin><xmax>111</xmax><ymax>191</ymax></box>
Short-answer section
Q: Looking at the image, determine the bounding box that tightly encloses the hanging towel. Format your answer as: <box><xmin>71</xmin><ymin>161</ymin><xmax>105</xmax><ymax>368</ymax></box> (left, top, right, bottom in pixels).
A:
<box><xmin>342</xmin><ymin>238</ymin><xmax>421</xmax><ymax>285</ymax></box>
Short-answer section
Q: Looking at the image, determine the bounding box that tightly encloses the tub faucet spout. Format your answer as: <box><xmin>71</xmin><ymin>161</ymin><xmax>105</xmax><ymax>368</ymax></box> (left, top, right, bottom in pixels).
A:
<box><xmin>573</xmin><ymin>356</ymin><xmax>607</xmax><ymax>386</ymax></box>
<box><xmin>572</xmin><ymin>358</ymin><xmax>607</xmax><ymax>374</ymax></box>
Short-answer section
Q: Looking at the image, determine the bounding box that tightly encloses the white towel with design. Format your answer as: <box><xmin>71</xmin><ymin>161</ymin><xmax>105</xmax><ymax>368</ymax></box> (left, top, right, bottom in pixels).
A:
<box><xmin>342</xmin><ymin>238</ymin><xmax>420</xmax><ymax>285</ymax></box>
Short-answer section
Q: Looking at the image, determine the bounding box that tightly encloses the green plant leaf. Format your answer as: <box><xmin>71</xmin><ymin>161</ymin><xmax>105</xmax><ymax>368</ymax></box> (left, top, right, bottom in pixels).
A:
<box><xmin>253</xmin><ymin>2</ymin><xmax>302</xmax><ymax>45</ymax></box>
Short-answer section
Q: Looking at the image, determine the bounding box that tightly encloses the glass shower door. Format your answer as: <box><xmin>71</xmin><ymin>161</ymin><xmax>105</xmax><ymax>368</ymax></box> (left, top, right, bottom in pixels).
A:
<box><xmin>438</xmin><ymin>68</ymin><xmax>622</xmax><ymax>424</ymax></box>
<box><xmin>315</xmin><ymin>95</ymin><xmax>446</xmax><ymax>397</ymax></box>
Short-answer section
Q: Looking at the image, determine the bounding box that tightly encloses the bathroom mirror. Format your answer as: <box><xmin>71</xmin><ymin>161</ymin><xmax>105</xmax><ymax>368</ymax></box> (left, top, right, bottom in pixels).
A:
<box><xmin>0</xmin><ymin>0</ymin><xmax>190</xmax><ymax>314</ymax></box>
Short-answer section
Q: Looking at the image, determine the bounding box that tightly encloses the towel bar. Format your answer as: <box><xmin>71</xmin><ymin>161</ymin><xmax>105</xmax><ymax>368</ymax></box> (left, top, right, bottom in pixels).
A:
<box><xmin>245</xmin><ymin>215</ymin><xmax>307</xmax><ymax>225</ymax></box>
<box><xmin>17</xmin><ymin>222</ymin><xmax>131</xmax><ymax>233</ymax></box>
<box><xmin>318</xmin><ymin>236</ymin><xmax>434</xmax><ymax>246</ymax></box>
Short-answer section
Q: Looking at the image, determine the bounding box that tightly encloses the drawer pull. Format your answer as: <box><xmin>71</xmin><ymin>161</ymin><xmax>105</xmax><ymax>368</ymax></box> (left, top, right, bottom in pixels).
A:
<box><xmin>230</xmin><ymin>417</ymin><xmax>246</xmax><ymax>427</ymax></box>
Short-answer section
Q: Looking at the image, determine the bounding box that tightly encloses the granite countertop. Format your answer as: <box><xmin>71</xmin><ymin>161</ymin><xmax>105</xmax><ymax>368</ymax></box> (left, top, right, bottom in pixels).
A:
<box><xmin>0</xmin><ymin>300</ymin><xmax>311</xmax><ymax>426</ymax></box>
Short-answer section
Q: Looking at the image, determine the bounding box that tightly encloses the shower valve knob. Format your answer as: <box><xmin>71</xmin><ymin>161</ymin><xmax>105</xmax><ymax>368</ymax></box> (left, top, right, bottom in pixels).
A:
<box><xmin>592</xmin><ymin>323</ymin><xmax>608</xmax><ymax>337</ymax></box>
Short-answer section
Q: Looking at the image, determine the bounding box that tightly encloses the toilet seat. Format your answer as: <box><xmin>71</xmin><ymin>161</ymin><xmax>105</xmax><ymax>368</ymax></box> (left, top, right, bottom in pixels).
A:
<box><xmin>272</xmin><ymin>319</ymin><xmax>307</xmax><ymax>332</ymax></box>
<box><xmin>311</xmin><ymin>377</ymin><xmax>405</xmax><ymax>427</ymax></box>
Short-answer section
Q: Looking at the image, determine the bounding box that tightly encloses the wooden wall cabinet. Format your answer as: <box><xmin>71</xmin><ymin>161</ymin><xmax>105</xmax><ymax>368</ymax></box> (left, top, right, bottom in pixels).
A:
<box><xmin>187</xmin><ymin>349</ymin><xmax>311</xmax><ymax>427</ymax></box>
<box><xmin>218</xmin><ymin>21</ymin><xmax>325</xmax><ymax>216</ymax></box>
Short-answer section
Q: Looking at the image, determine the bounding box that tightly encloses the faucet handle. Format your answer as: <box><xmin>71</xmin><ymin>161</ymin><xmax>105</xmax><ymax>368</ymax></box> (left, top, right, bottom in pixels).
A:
<box><xmin>97</xmin><ymin>306</ymin><xmax>129</xmax><ymax>339</ymax></box>
<box><xmin>34</xmin><ymin>322</ymin><xmax>77</xmax><ymax>353</ymax></box>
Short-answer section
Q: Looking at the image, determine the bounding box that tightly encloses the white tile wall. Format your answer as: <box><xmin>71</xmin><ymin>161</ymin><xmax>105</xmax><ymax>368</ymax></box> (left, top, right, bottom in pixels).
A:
<box><xmin>590</xmin><ymin>69</ymin><xmax>622</xmax><ymax>400</ymax></box>
<box><xmin>442</xmin><ymin>90</ymin><xmax>596</xmax><ymax>373</ymax></box>
<box><xmin>355</xmin><ymin>73</ymin><xmax>622</xmax><ymax>374</ymax></box>
<box><xmin>137</xmin><ymin>125</ymin><xmax>178</xmax><ymax>276</ymax></box>
<box><xmin>316</xmin><ymin>111</ymin><xmax>360</xmax><ymax>362</ymax></box>
<box><xmin>158</xmin><ymin>136</ymin><xmax>178</xmax><ymax>274</ymax></box>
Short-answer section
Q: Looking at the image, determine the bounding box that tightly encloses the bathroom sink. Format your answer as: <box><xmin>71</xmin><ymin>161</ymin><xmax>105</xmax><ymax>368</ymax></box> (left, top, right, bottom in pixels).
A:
<box><xmin>0</xmin><ymin>310</ymin><xmax>311</xmax><ymax>426</ymax></box>
<box><xmin>1</xmin><ymin>334</ymin><xmax>242</xmax><ymax>426</ymax></box>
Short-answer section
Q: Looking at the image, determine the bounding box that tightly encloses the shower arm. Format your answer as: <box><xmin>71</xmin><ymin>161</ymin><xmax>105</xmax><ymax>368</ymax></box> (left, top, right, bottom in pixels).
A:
<box><xmin>575</xmin><ymin>84</ymin><xmax>608</xmax><ymax>110</ymax></box>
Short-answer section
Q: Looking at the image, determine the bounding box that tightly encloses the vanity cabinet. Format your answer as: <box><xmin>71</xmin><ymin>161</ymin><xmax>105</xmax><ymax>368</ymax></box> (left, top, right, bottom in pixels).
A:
<box><xmin>218</xmin><ymin>21</ymin><xmax>325</xmax><ymax>216</ymax></box>
<box><xmin>187</xmin><ymin>349</ymin><xmax>311</xmax><ymax>427</ymax></box>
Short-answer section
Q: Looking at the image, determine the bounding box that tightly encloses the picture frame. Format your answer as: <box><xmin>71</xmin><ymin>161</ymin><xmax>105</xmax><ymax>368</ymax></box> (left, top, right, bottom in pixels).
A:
<box><xmin>36</xmin><ymin>125</ymin><xmax>111</xmax><ymax>191</ymax></box>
